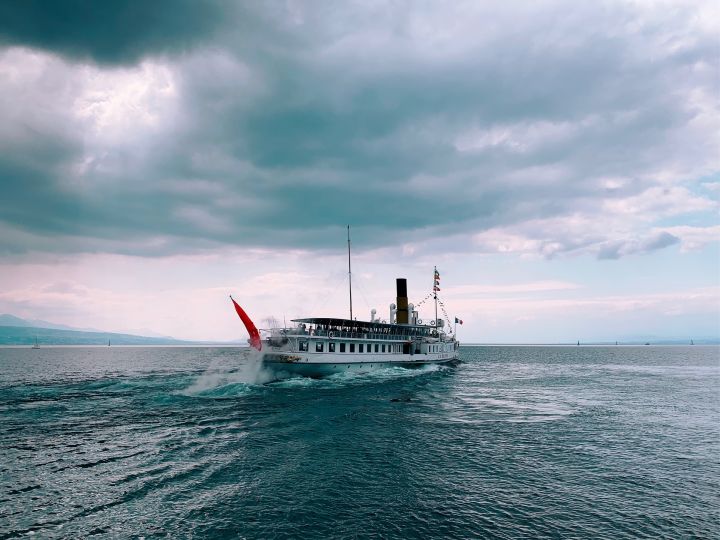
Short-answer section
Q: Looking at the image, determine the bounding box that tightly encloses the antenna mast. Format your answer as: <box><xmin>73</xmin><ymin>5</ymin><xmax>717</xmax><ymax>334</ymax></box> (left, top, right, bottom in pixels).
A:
<box><xmin>434</xmin><ymin>265</ymin><xmax>438</xmax><ymax>330</ymax></box>
<box><xmin>348</xmin><ymin>225</ymin><xmax>353</xmax><ymax>320</ymax></box>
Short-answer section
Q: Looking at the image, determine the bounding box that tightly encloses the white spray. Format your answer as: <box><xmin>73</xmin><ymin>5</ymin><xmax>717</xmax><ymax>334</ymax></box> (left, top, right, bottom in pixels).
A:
<box><xmin>183</xmin><ymin>347</ymin><xmax>273</xmax><ymax>396</ymax></box>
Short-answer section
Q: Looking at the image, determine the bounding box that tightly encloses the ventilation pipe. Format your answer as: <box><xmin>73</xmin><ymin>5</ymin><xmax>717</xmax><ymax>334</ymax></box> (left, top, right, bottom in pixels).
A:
<box><xmin>389</xmin><ymin>303</ymin><xmax>397</xmax><ymax>324</ymax></box>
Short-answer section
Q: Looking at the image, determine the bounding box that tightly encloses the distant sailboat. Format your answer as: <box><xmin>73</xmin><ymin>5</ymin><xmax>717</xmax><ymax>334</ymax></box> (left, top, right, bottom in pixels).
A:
<box><xmin>690</xmin><ymin>339</ymin><xmax>694</xmax><ymax>345</ymax></box>
<box><xmin>31</xmin><ymin>336</ymin><xmax>40</xmax><ymax>349</ymax></box>
<box><xmin>108</xmin><ymin>339</ymin><xmax>111</xmax><ymax>347</ymax></box>
<box><xmin>577</xmin><ymin>340</ymin><xmax>580</xmax><ymax>346</ymax></box>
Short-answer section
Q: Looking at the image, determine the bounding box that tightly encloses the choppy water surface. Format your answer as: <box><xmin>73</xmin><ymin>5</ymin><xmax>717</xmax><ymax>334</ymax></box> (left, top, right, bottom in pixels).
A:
<box><xmin>1</xmin><ymin>345</ymin><xmax>718</xmax><ymax>539</ymax></box>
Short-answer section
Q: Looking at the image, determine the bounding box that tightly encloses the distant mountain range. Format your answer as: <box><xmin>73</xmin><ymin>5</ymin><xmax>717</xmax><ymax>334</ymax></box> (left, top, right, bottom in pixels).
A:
<box><xmin>0</xmin><ymin>314</ymin><xmax>102</xmax><ymax>332</ymax></box>
<box><xmin>0</xmin><ymin>314</ymin><xmax>714</xmax><ymax>347</ymax></box>
<box><xmin>0</xmin><ymin>314</ymin><xmax>229</xmax><ymax>346</ymax></box>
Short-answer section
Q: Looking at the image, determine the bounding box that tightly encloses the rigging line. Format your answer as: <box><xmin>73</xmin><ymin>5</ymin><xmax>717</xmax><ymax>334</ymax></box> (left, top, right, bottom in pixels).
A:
<box><xmin>352</xmin><ymin>270</ymin><xmax>374</xmax><ymax>317</ymax></box>
<box><xmin>309</xmin><ymin>271</ymin><xmax>347</xmax><ymax>315</ymax></box>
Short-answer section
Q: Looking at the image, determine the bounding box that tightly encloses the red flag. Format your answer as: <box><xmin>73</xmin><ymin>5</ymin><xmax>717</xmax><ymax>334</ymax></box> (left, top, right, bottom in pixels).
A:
<box><xmin>230</xmin><ymin>296</ymin><xmax>262</xmax><ymax>351</ymax></box>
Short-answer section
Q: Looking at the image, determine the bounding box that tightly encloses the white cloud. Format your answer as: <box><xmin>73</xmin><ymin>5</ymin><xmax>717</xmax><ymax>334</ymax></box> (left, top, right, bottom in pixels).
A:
<box><xmin>443</xmin><ymin>281</ymin><xmax>581</xmax><ymax>295</ymax></box>
<box><xmin>73</xmin><ymin>61</ymin><xmax>177</xmax><ymax>136</ymax></box>
<box><xmin>601</xmin><ymin>186</ymin><xmax>716</xmax><ymax>219</ymax></box>
<box><xmin>660</xmin><ymin>225</ymin><xmax>720</xmax><ymax>252</ymax></box>
<box><xmin>450</xmin><ymin>285</ymin><xmax>720</xmax><ymax>341</ymax></box>
<box><xmin>468</xmin><ymin>182</ymin><xmax>718</xmax><ymax>259</ymax></box>
<box><xmin>454</xmin><ymin>119</ymin><xmax>583</xmax><ymax>154</ymax></box>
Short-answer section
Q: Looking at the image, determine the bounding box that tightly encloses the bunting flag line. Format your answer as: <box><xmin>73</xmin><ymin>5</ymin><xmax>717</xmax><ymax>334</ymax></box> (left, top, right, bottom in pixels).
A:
<box><xmin>437</xmin><ymin>297</ymin><xmax>453</xmax><ymax>331</ymax></box>
<box><xmin>455</xmin><ymin>317</ymin><xmax>463</xmax><ymax>325</ymax></box>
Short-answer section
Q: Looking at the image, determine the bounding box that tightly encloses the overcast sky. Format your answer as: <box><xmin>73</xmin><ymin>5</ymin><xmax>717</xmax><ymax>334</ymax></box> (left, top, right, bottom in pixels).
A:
<box><xmin>0</xmin><ymin>0</ymin><xmax>718</xmax><ymax>342</ymax></box>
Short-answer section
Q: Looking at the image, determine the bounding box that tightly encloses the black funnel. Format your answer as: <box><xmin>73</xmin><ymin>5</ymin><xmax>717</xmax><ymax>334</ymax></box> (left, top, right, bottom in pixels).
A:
<box><xmin>396</xmin><ymin>278</ymin><xmax>408</xmax><ymax>324</ymax></box>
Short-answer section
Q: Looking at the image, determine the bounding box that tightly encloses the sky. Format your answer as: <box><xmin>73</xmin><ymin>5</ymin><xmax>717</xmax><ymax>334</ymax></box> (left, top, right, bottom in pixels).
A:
<box><xmin>0</xmin><ymin>0</ymin><xmax>718</xmax><ymax>343</ymax></box>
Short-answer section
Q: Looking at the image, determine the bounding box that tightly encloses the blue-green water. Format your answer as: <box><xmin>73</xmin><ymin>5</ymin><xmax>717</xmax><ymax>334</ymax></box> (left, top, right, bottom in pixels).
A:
<box><xmin>1</xmin><ymin>346</ymin><xmax>718</xmax><ymax>539</ymax></box>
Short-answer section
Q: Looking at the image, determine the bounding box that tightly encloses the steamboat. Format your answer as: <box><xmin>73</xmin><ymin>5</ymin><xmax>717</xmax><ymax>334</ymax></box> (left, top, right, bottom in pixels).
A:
<box><xmin>230</xmin><ymin>228</ymin><xmax>462</xmax><ymax>377</ymax></box>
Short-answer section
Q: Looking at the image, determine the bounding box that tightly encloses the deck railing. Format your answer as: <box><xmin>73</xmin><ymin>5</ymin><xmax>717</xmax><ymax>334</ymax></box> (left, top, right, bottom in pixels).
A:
<box><xmin>273</xmin><ymin>329</ymin><xmax>441</xmax><ymax>341</ymax></box>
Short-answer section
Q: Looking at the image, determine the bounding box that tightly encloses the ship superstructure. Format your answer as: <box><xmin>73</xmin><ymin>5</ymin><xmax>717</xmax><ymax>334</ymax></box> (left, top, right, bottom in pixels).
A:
<box><xmin>259</xmin><ymin>277</ymin><xmax>459</xmax><ymax>377</ymax></box>
<box><xmin>230</xmin><ymin>228</ymin><xmax>462</xmax><ymax>378</ymax></box>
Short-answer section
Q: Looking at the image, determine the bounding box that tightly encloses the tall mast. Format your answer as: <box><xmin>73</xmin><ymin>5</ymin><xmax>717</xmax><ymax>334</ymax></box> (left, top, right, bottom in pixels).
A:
<box><xmin>434</xmin><ymin>265</ymin><xmax>438</xmax><ymax>331</ymax></box>
<box><xmin>348</xmin><ymin>225</ymin><xmax>353</xmax><ymax>320</ymax></box>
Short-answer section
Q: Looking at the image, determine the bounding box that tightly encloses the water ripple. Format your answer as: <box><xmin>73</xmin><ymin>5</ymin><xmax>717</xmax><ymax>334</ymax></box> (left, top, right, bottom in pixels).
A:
<box><xmin>0</xmin><ymin>345</ymin><xmax>718</xmax><ymax>538</ymax></box>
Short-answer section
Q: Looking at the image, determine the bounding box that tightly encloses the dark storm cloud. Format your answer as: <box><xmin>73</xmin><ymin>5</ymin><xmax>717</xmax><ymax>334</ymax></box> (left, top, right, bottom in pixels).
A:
<box><xmin>0</xmin><ymin>1</ymin><xmax>717</xmax><ymax>256</ymax></box>
<box><xmin>0</xmin><ymin>0</ymin><xmax>225</xmax><ymax>64</ymax></box>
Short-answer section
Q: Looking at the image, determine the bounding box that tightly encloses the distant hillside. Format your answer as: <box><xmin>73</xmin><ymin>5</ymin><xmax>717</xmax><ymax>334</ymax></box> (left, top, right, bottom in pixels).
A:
<box><xmin>0</xmin><ymin>314</ymin><xmax>100</xmax><ymax>332</ymax></box>
<box><xmin>0</xmin><ymin>314</ymin><xmax>202</xmax><ymax>345</ymax></box>
<box><xmin>0</xmin><ymin>325</ymin><xmax>194</xmax><ymax>346</ymax></box>
<box><xmin>0</xmin><ymin>314</ymin><xmax>31</xmax><ymax>327</ymax></box>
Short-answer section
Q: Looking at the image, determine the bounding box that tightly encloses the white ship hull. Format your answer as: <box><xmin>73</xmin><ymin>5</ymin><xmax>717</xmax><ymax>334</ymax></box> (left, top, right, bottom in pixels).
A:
<box><xmin>262</xmin><ymin>350</ymin><xmax>459</xmax><ymax>378</ymax></box>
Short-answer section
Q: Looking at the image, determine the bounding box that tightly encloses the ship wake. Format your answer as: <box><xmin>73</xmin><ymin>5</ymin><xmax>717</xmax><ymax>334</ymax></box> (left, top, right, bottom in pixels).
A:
<box><xmin>181</xmin><ymin>349</ymin><xmax>273</xmax><ymax>397</ymax></box>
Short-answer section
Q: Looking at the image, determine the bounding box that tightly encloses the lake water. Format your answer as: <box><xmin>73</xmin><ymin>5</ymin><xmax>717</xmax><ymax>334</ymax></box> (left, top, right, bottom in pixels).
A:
<box><xmin>1</xmin><ymin>345</ymin><xmax>718</xmax><ymax>538</ymax></box>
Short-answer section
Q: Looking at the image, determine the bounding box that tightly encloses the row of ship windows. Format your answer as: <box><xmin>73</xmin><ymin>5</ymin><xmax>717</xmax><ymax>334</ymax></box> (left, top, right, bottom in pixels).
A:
<box><xmin>299</xmin><ymin>342</ymin><xmax>402</xmax><ymax>353</ymax></box>
<box><xmin>298</xmin><ymin>342</ymin><xmax>449</xmax><ymax>353</ymax></box>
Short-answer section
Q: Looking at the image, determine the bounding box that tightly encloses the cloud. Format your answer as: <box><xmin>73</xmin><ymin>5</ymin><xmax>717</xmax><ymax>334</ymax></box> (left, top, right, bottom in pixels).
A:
<box><xmin>470</xmin><ymin>218</ymin><xmax>691</xmax><ymax>260</ymax></box>
<box><xmin>443</xmin><ymin>281</ymin><xmax>581</xmax><ymax>296</ymax></box>
<box><xmin>597</xmin><ymin>231</ymin><xmax>680</xmax><ymax>260</ymax></box>
<box><xmin>2</xmin><ymin>252</ymin><xmax>715</xmax><ymax>341</ymax></box>
<box><xmin>660</xmin><ymin>225</ymin><xmax>720</xmax><ymax>252</ymax></box>
<box><xmin>448</xmin><ymin>286</ymin><xmax>720</xmax><ymax>325</ymax></box>
<box><xmin>0</xmin><ymin>1</ymin><xmax>717</xmax><ymax>258</ymax></box>
<box><xmin>0</xmin><ymin>0</ymin><xmax>226</xmax><ymax>65</ymax></box>
<box><xmin>468</xmin><ymin>182</ymin><xmax>717</xmax><ymax>259</ymax></box>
